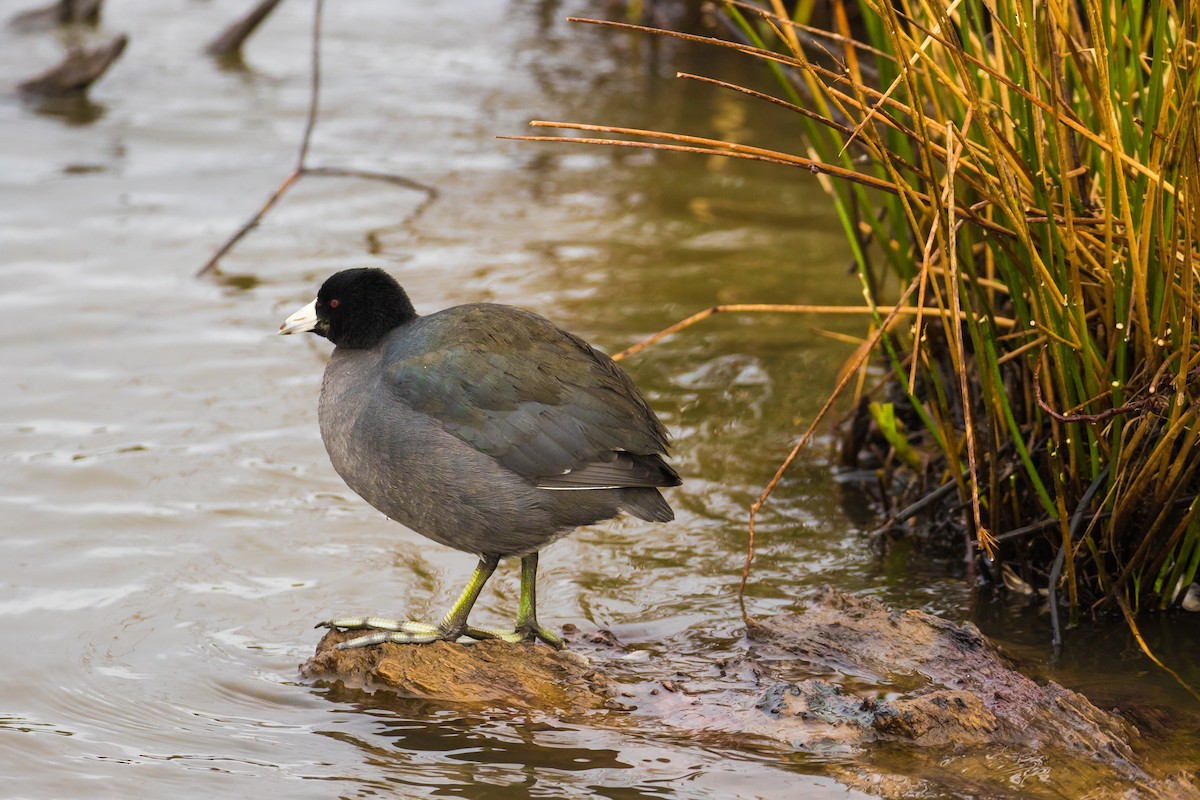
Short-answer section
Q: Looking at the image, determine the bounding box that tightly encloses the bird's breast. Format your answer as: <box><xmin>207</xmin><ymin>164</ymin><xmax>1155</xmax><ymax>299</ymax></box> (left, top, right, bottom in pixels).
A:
<box><xmin>318</xmin><ymin>349</ymin><xmax>384</xmax><ymax>490</ymax></box>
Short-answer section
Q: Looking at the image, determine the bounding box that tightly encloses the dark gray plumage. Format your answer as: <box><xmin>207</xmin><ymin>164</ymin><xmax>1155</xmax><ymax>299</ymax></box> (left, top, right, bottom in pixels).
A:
<box><xmin>279</xmin><ymin>267</ymin><xmax>680</xmax><ymax>648</ymax></box>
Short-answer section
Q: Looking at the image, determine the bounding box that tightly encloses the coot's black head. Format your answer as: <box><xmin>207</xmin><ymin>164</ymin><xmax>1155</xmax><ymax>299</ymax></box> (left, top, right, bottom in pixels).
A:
<box><xmin>279</xmin><ymin>268</ymin><xmax>417</xmax><ymax>349</ymax></box>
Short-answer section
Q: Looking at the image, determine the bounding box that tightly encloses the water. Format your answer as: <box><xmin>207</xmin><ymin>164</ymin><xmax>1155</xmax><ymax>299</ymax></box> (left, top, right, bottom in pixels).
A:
<box><xmin>1</xmin><ymin>1</ymin><xmax>1196</xmax><ymax>797</ymax></box>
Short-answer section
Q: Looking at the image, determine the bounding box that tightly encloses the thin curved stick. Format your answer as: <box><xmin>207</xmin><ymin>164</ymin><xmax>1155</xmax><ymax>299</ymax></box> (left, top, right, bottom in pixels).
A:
<box><xmin>197</xmin><ymin>168</ymin><xmax>302</xmax><ymax>277</ymax></box>
<box><xmin>506</xmin><ymin>122</ymin><xmax>1017</xmax><ymax>238</ymax></box>
<box><xmin>196</xmin><ymin>0</ymin><xmax>323</xmax><ymax>277</ymax></box>
<box><xmin>608</xmin><ymin>294</ymin><xmax>933</xmax><ymax>620</ymax></box>
<box><xmin>1033</xmin><ymin>349</ymin><xmax>1160</xmax><ymax>424</ymax></box>
<box><xmin>736</xmin><ymin>276</ymin><xmax>929</xmax><ymax>620</ymax></box>
<box><xmin>303</xmin><ymin>166</ymin><xmax>436</xmax><ymax>194</ymax></box>
<box><xmin>1118</xmin><ymin>596</ymin><xmax>1200</xmax><ymax>703</ymax></box>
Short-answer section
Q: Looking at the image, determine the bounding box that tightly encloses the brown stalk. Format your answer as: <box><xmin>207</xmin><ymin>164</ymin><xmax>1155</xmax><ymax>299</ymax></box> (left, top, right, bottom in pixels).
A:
<box><xmin>507</xmin><ymin>122</ymin><xmax>1017</xmax><ymax>237</ymax></box>
<box><xmin>736</xmin><ymin>273</ymin><xmax>931</xmax><ymax>619</ymax></box>
<box><xmin>1033</xmin><ymin>353</ymin><xmax>1160</xmax><ymax>425</ymax></box>
<box><xmin>609</xmin><ymin>302</ymin><xmax>1015</xmax><ymax>363</ymax></box>
<box><xmin>889</xmin><ymin>6</ymin><xmax>1174</xmax><ymax>194</ymax></box>
<box><xmin>570</xmin><ymin>16</ymin><xmax>947</xmax><ymax>148</ymax></box>
<box><xmin>1118</xmin><ymin>595</ymin><xmax>1200</xmax><ymax>703</ymax></box>
<box><xmin>942</xmin><ymin>120</ymin><xmax>993</xmax><ymax>554</ymax></box>
<box><xmin>579</xmin><ymin>9</ymin><xmax>1173</xmax><ymax>197</ymax></box>
<box><xmin>700</xmin><ymin>10</ymin><xmax>1008</xmax><ymax>204</ymax></box>
<box><xmin>725</xmin><ymin>0</ymin><xmax>894</xmax><ymax>62</ymax></box>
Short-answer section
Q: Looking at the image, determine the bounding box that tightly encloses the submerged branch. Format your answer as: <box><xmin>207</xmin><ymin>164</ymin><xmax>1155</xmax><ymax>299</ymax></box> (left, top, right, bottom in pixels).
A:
<box><xmin>17</xmin><ymin>32</ymin><xmax>125</xmax><ymax>96</ymax></box>
<box><xmin>205</xmin><ymin>0</ymin><xmax>284</xmax><ymax>59</ymax></box>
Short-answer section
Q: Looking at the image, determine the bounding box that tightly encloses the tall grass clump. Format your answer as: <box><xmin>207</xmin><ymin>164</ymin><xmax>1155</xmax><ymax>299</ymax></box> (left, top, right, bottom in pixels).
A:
<box><xmin>516</xmin><ymin>0</ymin><xmax>1200</xmax><ymax>620</ymax></box>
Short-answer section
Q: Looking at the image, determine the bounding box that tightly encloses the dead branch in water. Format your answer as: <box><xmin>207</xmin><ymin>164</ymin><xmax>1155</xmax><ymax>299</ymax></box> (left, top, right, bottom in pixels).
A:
<box><xmin>197</xmin><ymin>0</ymin><xmax>437</xmax><ymax>278</ymax></box>
<box><xmin>205</xmin><ymin>0</ymin><xmax>284</xmax><ymax>60</ymax></box>
<box><xmin>10</xmin><ymin>0</ymin><xmax>102</xmax><ymax>30</ymax></box>
<box><xmin>17</xmin><ymin>32</ymin><xmax>125</xmax><ymax>96</ymax></box>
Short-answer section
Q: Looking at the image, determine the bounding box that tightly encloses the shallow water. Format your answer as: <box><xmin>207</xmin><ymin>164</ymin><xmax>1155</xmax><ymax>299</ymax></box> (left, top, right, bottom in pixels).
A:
<box><xmin>2</xmin><ymin>1</ymin><xmax>1198</xmax><ymax>797</ymax></box>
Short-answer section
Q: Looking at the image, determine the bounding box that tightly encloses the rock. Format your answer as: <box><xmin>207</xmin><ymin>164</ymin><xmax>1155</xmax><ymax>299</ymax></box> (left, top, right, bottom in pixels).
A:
<box><xmin>732</xmin><ymin>588</ymin><xmax>1198</xmax><ymax>798</ymax></box>
<box><xmin>299</xmin><ymin>591</ymin><xmax>1200</xmax><ymax>799</ymax></box>
<box><xmin>301</xmin><ymin>627</ymin><xmax>613</xmax><ymax>712</ymax></box>
<box><xmin>617</xmin><ymin>588</ymin><xmax>1197</xmax><ymax>799</ymax></box>
<box><xmin>746</xmin><ymin>588</ymin><xmax>1139</xmax><ymax>758</ymax></box>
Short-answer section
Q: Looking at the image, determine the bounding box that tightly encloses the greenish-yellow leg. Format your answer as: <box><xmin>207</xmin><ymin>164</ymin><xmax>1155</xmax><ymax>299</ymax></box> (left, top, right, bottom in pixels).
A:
<box><xmin>318</xmin><ymin>552</ymin><xmax>564</xmax><ymax>649</ymax></box>
<box><xmin>438</xmin><ymin>554</ymin><xmax>499</xmax><ymax>639</ymax></box>
<box><xmin>514</xmin><ymin>552</ymin><xmax>563</xmax><ymax>649</ymax></box>
<box><xmin>321</xmin><ymin>555</ymin><xmax>517</xmax><ymax>649</ymax></box>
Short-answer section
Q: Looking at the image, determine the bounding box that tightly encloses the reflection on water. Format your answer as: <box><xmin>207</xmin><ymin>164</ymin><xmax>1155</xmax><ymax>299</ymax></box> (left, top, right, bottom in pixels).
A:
<box><xmin>24</xmin><ymin>92</ymin><xmax>108</xmax><ymax>125</ymax></box>
<box><xmin>313</xmin><ymin>686</ymin><xmax>869</xmax><ymax>799</ymax></box>
<box><xmin>1</xmin><ymin>0</ymin><xmax>1196</xmax><ymax>798</ymax></box>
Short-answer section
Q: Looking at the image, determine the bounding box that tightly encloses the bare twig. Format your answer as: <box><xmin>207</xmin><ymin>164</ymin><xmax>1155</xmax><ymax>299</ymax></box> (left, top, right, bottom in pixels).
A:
<box><xmin>197</xmin><ymin>0</ymin><xmax>323</xmax><ymax>277</ymax></box>
<box><xmin>992</xmin><ymin>518</ymin><xmax>1060</xmax><ymax>542</ymax></box>
<box><xmin>877</xmin><ymin>479</ymin><xmax>960</xmax><ymax>530</ymax></box>
<box><xmin>735</xmin><ymin>274</ymin><xmax>930</xmax><ymax>621</ymax></box>
<box><xmin>197</xmin><ymin>171</ymin><xmax>305</xmax><ymax>277</ymax></box>
<box><xmin>302</xmin><ymin>166</ymin><xmax>435</xmax><ymax>193</ymax></box>
<box><xmin>197</xmin><ymin>0</ymin><xmax>437</xmax><ymax>278</ymax></box>
<box><xmin>297</xmin><ymin>0</ymin><xmax>321</xmax><ymax>166</ymax></box>
<box><xmin>1033</xmin><ymin>349</ymin><xmax>1159</xmax><ymax>424</ymax></box>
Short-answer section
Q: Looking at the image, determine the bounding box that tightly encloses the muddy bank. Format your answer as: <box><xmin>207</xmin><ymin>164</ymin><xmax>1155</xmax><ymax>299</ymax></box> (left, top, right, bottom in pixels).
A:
<box><xmin>303</xmin><ymin>588</ymin><xmax>1198</xmax><ymax>799</ymax></box>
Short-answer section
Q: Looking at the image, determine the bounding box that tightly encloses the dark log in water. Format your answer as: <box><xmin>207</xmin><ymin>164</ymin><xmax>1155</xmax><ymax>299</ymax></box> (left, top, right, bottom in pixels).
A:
<box><xmin>17</xmin><ymin>33</ymin><xmax>125</xmax><ymax>97</ymax></box>
<box><xmin>9</xmin><ymin>0</ymin><xmax>102</xmax><ymax>30</ymax></box>
<box><xmin>204</xmin><ymin>0</ymin><xmax>285</xmax><ymax>61</ymax></box>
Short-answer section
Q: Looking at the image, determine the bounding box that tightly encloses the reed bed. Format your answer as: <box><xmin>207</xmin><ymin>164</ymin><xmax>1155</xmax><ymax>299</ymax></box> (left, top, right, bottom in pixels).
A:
<box><xmin>514</xmin><ymin>0</ymin><xmax>1200</xmax><ymax>623</ymax></box>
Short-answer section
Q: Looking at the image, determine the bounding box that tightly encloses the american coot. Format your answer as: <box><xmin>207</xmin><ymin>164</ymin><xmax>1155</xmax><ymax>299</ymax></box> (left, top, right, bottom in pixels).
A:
<box><xmin>279</xmin><ymin>268</ymin><xmax>681</xmax><ymax>649</ymax></box>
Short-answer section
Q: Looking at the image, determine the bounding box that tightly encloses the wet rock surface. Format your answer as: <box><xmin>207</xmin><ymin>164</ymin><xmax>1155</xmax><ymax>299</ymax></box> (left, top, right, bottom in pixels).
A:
<box><xmin>302</xmin><ymin>628</ymin><xmax>613</xmax><ymax>712</ymax></box>
<box><xmin>302</xmin><ymin>589</ymin><xmax>1200</xmax><ymax>799</ymax></box>
<box><xmin>733</xmin><ymin>589</ymin><xmax>1199</xmax><ymax>798</ymax></box>
<box><xmin>745</xmin><ymin>588</ymin><xmax>1140</xmax><ymax>754</ymax></box>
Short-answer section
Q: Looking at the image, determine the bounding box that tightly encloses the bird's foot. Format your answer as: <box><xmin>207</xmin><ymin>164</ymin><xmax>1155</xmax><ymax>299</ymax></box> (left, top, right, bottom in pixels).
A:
<box><xmin>317</xmin><ymin>616</ymin><xmax>524</xmax><ymax>649</ymax></box>
<box><xmin>513</xmin><ymin>618</ymin><xmax>565</xmax><ymax>650</ymax></box>
<box><xmin>317</xmin><ymin>617</ymin><xmax>440</xmax><ymax>648</ymax></box>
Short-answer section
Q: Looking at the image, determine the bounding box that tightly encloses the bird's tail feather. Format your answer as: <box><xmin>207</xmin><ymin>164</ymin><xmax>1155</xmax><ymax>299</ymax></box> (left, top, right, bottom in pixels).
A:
<box><xmin>621</xmin><ymin>489</ymin><xmax>674</xmax><ymax>523</ymax></box>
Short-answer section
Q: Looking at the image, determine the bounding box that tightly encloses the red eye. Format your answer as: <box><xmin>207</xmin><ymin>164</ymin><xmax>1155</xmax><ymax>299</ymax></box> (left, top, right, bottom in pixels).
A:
<box><xmin>329</xmin><ymin>299</ymin><xmax>340</xmax><ymax>309</ymax></box>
